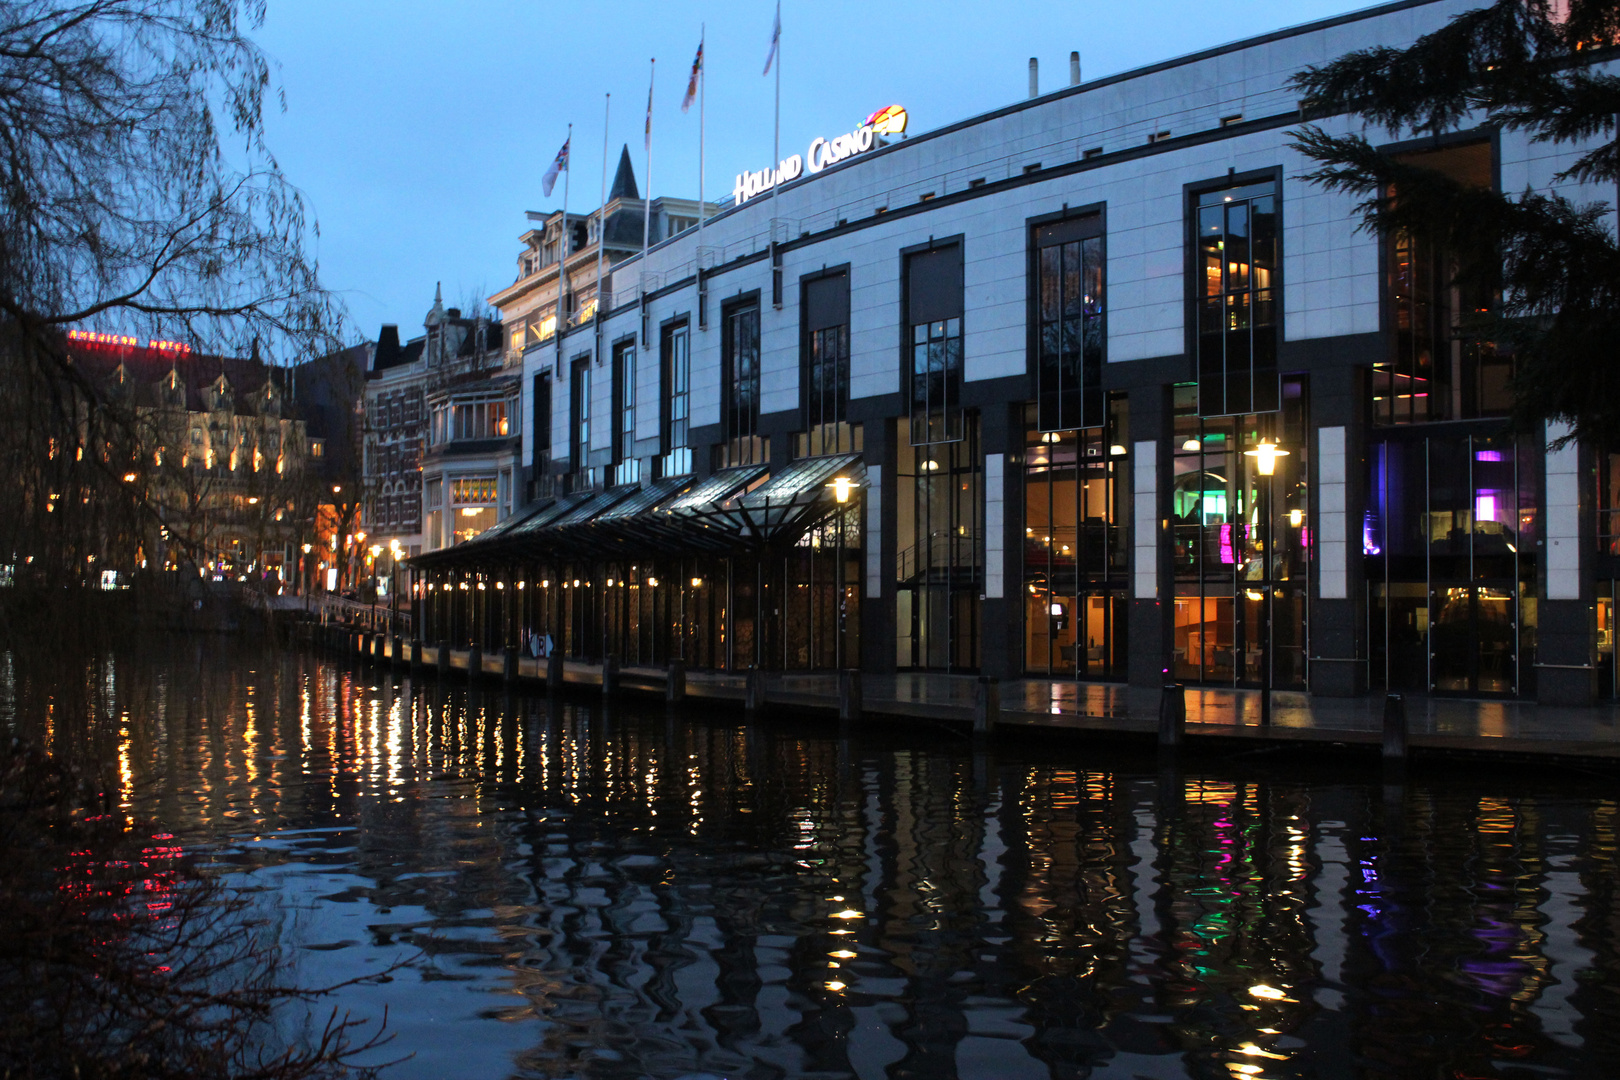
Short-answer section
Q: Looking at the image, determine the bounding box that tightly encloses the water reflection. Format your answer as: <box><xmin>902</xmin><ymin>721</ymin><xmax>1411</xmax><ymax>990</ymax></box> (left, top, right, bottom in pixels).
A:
<box><xmin>6</xmin><ymin>637</ymin><xmax>1620</xmax><ymax>1078</ymax></box>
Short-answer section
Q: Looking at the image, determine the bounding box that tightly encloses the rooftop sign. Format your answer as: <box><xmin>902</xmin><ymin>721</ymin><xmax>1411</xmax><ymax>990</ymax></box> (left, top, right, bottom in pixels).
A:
<box><xmin>733</xmin><ymin>105</ymin><xmax>908</xmax><ymax>206</ymax></box>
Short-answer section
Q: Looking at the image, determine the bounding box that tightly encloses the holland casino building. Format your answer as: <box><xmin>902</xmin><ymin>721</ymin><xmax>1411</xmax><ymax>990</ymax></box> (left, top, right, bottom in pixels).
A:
<box><xmin>413</xmin><ymin>0</ymin><xmax>1620</xmax><ymax>705</ymax></box>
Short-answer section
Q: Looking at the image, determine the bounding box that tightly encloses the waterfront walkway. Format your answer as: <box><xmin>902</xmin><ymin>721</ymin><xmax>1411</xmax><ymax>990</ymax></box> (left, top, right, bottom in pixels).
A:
<box><xmin>319</xmin><ymin>629</ymin><xmax>1620</xmax><ymax>766</ymax></box>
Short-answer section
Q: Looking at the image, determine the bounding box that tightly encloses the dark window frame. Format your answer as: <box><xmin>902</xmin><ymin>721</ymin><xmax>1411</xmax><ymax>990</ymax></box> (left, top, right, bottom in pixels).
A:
<box><xmin>1028</xmin><ymin>206</ymin><xmax>1106</xmax><ymax>431</ymax></box>
<box><xmin>901</xmin><ymin>236</ymin><xmax>966</xmax><ymax>446</ymax></box>
<box><xmin>1371</xmin><ymin>133</ymin><xmax>1507</xmax><ymax>426</ymax></box>
<box><xmin>721</xmin><ymin>292</ymin><xmax>762</xmax><ymax>448</ymax></box>
<box><xmin>659</xmin><ymin>316</ymin><xmax>693</xmax><ymax>477</ymax></box>
<box><xmin>1184</xmin><ymin>167</ymin><xmax>1283</xmax><ymax>417</ymax></box>
<box><xmin>800</xmin><ymin>266</ymin><xmax>851</xmax><ymax>427</ymax></box>
<box><xmin>611</xmin><ymin>335</ymin><xmax>637</xmax><ymax>466</ymax></box>
<box><xmin>569</xmin><ymin>352</ymin><xmax>592</xmax><ymax>478</ymax></box>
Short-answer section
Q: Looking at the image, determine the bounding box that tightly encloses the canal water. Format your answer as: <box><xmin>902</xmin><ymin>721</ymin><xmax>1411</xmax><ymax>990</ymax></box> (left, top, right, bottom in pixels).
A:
<box><xmin>10</xmin><ymin>636</ymin><xmax>1620</xmax><ymax>1079</ymax></box>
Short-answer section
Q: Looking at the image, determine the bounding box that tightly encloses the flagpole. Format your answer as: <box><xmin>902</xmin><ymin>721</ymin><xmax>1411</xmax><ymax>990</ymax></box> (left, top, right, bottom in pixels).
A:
<box><xmin>770</xmin><ymin>0</ymin><xmax>781</xmax><ymax>239</ymax></box>
<box><xmin>595</xmin><ymin>93</ymin><xmax>610</xmax><ymax>326</ymax></box>
<box><xmin>643</xmin><ymin>57</ymin><xmax>655</xmax><ymax>265</ymax></box>
<box><xmin>697</xmin><ymin>25</ymin><xmax>706</xmax><ymax>241</ymax></box>
<box><xmin>560</xmin><ymin>122</ymin><xmax>571</xmax><ymax>324</ymax></box>
<box><xmin>770</xmin><ymin>0</ymin><xmax>782</xmax><ymax>309</ymax></box>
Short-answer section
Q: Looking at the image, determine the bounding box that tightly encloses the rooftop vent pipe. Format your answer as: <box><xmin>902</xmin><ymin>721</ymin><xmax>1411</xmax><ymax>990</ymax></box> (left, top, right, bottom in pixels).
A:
<box><xmin>1028</xmin><ymin>57</ymin><xmax>1038</xmax><ymax>99</ymax></box>
<box><xmin>1070</xmin><ymin>51</ymin><xmax>1081</xmax><ymax>86</ymax></box>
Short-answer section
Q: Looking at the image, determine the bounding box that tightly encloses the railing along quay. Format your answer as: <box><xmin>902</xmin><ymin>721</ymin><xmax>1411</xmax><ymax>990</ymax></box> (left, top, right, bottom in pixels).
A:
<box><xmin>292</xmin><ymin>618</ymin><xmax>1620</xmax><ymax>771</ymax></box>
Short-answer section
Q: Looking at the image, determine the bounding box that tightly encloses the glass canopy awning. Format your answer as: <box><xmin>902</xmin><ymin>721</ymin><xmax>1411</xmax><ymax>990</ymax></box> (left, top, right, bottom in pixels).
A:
<box><xmin>410</xmin><ymin>456</ymin><xmax>864</xmax><ymax>570</ymax></box>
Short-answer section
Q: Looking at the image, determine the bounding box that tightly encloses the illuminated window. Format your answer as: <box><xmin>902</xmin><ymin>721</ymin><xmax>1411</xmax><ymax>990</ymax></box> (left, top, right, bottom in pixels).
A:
<box><xmin>1194</xmin><ymin>181</ymin><xmax>1278</xmax><ymax>417</ymax></box>
<box><xmin>721</xmin><ymin>300</ymin><xmax>765</xmax><ymax>467</ymax></box>
<box><xmin>906</xmin><ymin>243</ymin><xmax>964</xmax><ymax>445</ymax></box>
<box><xmin>800</xmin><ymin>270</ymin><xmax>855</xmax><ymax>457</ymax></box>
<box><xmin>1034</xmin><ymin>214</ymin><xmax>1104</xmax><ymax>431</ymax></box>
<box><xmin>660</xmin><ymin>321</ymin><xmax>692</xmax><ymax>477</ymax></box>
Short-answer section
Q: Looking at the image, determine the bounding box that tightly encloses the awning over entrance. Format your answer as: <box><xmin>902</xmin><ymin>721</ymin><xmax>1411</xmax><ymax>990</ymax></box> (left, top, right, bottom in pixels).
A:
<box><xmin>409</xmin><ymin>456</ymin><xmax>864</xmax><ymax>570</ymax></box>
<box><xmin>679</xmin><ymin>453</ymin><xmax>864</xmax><ymax>544</ymax></box>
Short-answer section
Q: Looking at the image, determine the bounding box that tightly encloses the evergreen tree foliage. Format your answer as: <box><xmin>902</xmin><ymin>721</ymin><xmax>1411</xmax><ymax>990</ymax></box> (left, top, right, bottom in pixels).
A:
<box><xmin>1290</xmin><ymin>0</ymin><xmax>1620</xmax><ymax>446</ymax></box>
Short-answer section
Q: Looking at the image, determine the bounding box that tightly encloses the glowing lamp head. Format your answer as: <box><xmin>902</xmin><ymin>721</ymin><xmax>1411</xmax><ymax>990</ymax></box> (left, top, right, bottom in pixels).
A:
<box><xmin>1244</xmin><ymin>438</ymin><xmax>1290</xmax><ymax>476</ymax></box>
<box><xmin>831</xmin><ymin>476</ymin><xmax>853</xmax><ymax>504</ymax></box>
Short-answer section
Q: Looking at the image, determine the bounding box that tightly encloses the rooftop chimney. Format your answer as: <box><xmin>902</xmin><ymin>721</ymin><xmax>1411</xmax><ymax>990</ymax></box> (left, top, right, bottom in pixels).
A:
<box><xmin>1028</xmin><ymin>57</ymin><xmax>1039</xmax><ymax>99</ymax></box>
<box><xmin>1070</xmin><ymin>51</ymin><xmax>1081</xmax><ymax>86</ymax></box>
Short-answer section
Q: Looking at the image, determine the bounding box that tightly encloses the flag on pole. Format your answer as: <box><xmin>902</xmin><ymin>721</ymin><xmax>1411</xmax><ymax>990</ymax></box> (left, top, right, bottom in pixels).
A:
<box><xmin>763</xmin><ymin>2</ymin><xmax>780</xmax><ymax>75</ymax></box>
<box><xmin>681</xmin><ymin>38</ymin><xmax>703</xmax><ymax>113</ymax></box>
<box><xmin>541</xmin><ymin>135</ymin><xmax>569</xmax><ymax>198</ymax></box>
<box><xmin>645</xmin><ymin>76</ymin><xmax>654</xmax><ymax>151</ymax></box>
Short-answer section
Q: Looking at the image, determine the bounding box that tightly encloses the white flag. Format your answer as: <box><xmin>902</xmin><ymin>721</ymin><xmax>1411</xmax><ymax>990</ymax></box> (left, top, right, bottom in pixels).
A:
<box><xmin>763</xmin><ymin>2</ymin><xmax>780</xmax><ymax>75</ymax></box>
<box><xmin>541</xmin><ymin>135</ymin><xmax>569</xmax><ymax>198</ymax></box>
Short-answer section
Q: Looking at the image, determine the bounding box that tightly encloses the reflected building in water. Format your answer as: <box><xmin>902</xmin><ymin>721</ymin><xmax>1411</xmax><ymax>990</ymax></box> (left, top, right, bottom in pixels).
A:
<box><xmin>17</xmin><ymin>642</ymin><xmax>1620</xmax><ymax>1078</ymax></box>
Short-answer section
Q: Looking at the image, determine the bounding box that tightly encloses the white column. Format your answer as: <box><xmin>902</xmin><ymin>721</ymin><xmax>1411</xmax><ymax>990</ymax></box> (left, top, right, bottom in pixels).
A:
<box><xmin>865</xmin><ymin>464</ymin><xmax>883</xmax><ymax>599</ymax></box>
<box><xmin>1546</xmin><ymin>420</ymin><xmax>1580</xmax><ymax>600</ymax></box>
<box><xmin>1133</xmin><ymin>440</ymin><xmax>1157</xmax><ymax>600</ymax></box>
<box><xmin>1318</xmin><ymin>426</ymin><xmax>1348</xmax><ymax>599</ymax></box>
<box><xmin>984</xmin><ymin>453</ymin><xmax>1005</xmax><ymax>599</ymax></box>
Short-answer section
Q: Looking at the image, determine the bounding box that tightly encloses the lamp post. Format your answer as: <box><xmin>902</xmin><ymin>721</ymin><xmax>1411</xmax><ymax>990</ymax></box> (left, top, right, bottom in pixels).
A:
<box><xmin>828</xmin><ymin>474</ymin><xmax>862</xmax><ymax>670</ymax></box>
<box><xmin>1244</xmin><ymin>435</ymin><xmax>1289</xmax><ymax>727</ymax></box>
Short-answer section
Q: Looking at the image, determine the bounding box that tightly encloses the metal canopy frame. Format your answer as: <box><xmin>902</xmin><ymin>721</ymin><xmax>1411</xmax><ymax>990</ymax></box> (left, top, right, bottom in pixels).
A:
<box><xmin>684</xmin><ymin>454</ymin><xmax>864</xmax><ymax>546</ymax></box>
<box><xmin>408</xmin><ymin>456</ymin><xmax>865</xmax><ymax>569</ymax></box>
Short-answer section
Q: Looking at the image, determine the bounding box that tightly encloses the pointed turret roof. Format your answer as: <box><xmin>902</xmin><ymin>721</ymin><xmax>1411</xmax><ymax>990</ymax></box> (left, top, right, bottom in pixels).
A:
<box><xmin>425</xmin><ymin>281</ymin><xmax>446</xmax><ymax>328</ymax></box>
<box><xmin>609</xmin><ymin>145</ymin><xmax>639</xmax><ymax>201</ymax></box>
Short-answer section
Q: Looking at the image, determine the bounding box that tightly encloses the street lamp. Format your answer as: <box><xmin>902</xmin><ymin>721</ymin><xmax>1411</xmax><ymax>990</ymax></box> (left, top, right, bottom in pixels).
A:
<box><xmin>1243</xmin><ymin>436</ymin><xmax>1290</xmax><ymax>727</ymax></box>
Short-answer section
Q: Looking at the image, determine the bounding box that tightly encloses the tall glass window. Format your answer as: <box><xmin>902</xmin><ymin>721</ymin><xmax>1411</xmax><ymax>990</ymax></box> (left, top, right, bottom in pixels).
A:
<box><xmin>1374</xmin><ymin>140</ymin><xmax>1509</xmax><ymax>425</ymax></box>
<box><xmin>1023</xmin><ymin>395</ymin><xmax>1128</xmax><ymax>679</ymax></box>
<box><xmin>1034</xmin><ymin>215</ymin><xmax>1105</xmax><ymax>431</ymax></box>
<box><xmin>722</xmin><ymin>302</ymin><xmax>765</xmax><ymax>466</ymax></box>
<box><xmin>801</xmin><ymin>270</ymin><xmax>856</xmax><ymax>457</ymax></box>
<box><xmin>1172</xmin><ymin>378</ymin><xmax>1310</xmax><ymax>688</ymax></box>
<box><xmin>660</xmin><ymin>322</ymin><xmax>692</xmax><ymax>477</ymax></box>
<box><xmin>1195</xmin><ymin>182</ymin><xmax>1278</xmax><ymax>417</ymax></box>
<box><xmin>907</xmin><ymin>243</ymin><xmax>964</xmax><ymax>445</ymax></box>
<box><xmin>612</xmin><ymin>340</ymin><xmax>639</xmax><ymax>486</ymax></box>
<box><xmin>1366</xmin><ymin>431</ymin><xmax>1537</xmax><ymax>696</ymax></box>
<box><xmin>570</xmin><ymin>356</ymin><xmax>594</xmax><ymax>490</ymax></box>
<box><xmin>896</xmin><ymin>413</ymin><xmax>981</xmax><ymax>671</ymax></box>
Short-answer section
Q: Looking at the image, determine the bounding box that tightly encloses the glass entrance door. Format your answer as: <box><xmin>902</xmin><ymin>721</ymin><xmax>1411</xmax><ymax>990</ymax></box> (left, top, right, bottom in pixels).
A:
<box><xmin>1430</xmin><ymin>583</ymin><xmax>1517</xmax><ymax>695</ymax></box>
<box><xmin>1365</xmin><ymin>432</ymin><xmax>1536</xmax><ymax>696</ymax></box>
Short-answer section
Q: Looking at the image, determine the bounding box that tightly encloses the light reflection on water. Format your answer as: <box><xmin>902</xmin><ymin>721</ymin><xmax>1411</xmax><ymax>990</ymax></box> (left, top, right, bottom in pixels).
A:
<box><xmin>10</xmin><ymin>636</ymin><xmax>1620</xmax><ymax>1079</ymax></box>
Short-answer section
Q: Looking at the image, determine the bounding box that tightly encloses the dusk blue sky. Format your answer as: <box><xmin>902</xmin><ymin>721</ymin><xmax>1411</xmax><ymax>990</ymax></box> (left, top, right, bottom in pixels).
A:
<box><xmin>254</xmin><ymin>0</ymin><xmax>1380</xmax><ymax>342</ymax></box>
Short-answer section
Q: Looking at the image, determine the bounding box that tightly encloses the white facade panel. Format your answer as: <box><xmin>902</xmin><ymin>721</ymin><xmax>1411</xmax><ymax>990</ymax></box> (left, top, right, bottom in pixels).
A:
<box><xmin>1546</xmin><ymin>421</ymin><xmax>1581</xmax><ymax>601</ymax></box>
<box><xmin>1133</xmin><ymin>440</ymin><xmax>1158</xmax><ymax>600</ymax></box>
<box><xmin>865</xmin><ymin>465</ymin><xmax>883</xmax><ymax>598</ymax></box>
<box><xmin>1318</xmin><ymin>426</ymin><xmax>1348</xmax><ymax>599</ymax></box>
<box><xmin>985</xmin><ymin>453</ymin><xmax>1005</xmax><ymax>599</ymax></box>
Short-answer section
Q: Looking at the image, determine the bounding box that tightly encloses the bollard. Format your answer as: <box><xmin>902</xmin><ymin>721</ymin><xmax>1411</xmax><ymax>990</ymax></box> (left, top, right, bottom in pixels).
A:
<box><xmin>1382</xmin><ymin>692</ymin><xmax>1408</xmax><ymax>762</ymax></box>
<box><xmin>409</xmin><ymin>638</ymin><xmax>424</xmax><ymax>670</ymax></box>
<box><xmin>436</xmin><ymin>640</ymin><xmax>450</xmax><ymax>680</ymax></box>
<box><xmin>838</xmin><ymin>669</ymin><xmax>863</xmax><ymax>722</ymax></box>
<box><xmin>602</xmin><ymin>654</ymin><xmax>620</xmax><ymax>697</ymax></box>
<box><xmin>974</xmin><ymin>675</ymin><xmax>1000</xmax><ymax>735</ymax></box>
<box><xmin>467</xmin><ymin>646</ymin><xmax>483</xmax><ymax>682</ymax></box>
<box><xmin>547</xmin><ymin>650</ymin><xmax>564</xmax><ymax>695</ymax></box>
<box><xmin>372</xmin><ymin>634</ymin><xmax>385</xmax><ymax>664</ymax></box>
<box><xmin>666</xmin><ymin>659</ymin><xmax>687</xmax><ymax>703</ymax></box>
<box><xmin>503</xmin><ymin>645</ymin><xmax>519</xmax><ymax>683</ymax></box>
<box><xmin>1158</xmin><ymin>681</ymin><xmax>1186</xmax><ymax>750</ymax></box>
<box><xmin>392</xmin><ymin>635</ymin><xmax>404</xmax><ymax>670</ymax></box>
<box><xmin>744</xmin><ymin>669</ymin><xmax>763</xmax><ymax>713</ymax></box>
